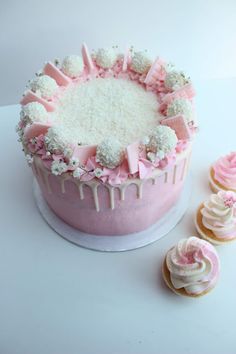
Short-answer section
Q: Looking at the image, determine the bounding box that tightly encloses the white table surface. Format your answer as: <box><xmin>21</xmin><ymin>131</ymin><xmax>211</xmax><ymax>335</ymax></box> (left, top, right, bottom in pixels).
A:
<box><xmin>1</xmin><ymin>79</ymin><xmax>236</xmax><ymax>354</ymax></box>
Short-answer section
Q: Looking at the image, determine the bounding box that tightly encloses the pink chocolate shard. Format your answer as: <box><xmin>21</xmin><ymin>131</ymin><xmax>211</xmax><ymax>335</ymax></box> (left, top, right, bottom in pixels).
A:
<box><xmin>144</xmin><ymin>57</ymin><xmax>165</xmax><ymax>85</ymax></box>
<box><xmin>24</xmin><ymin>122</ymin><xmax>52</xmax><ymax>140</ymax></box>
<box><xmin>20</xmin><ymin>91</ymin><xmax>55</xmax><ymax>112</ymax></box>
<box><xmin>161</xmin><ymin>115</ymin><xmax>191</xmax><ymax>140</ymax></box>
<box><xmin>122</xmin><ymin>47</ymin><xmax>131</xmax><ymax>72</ymax></box>
<box><xmin>44</xmin><ymin>62</ymin><xmax>71</xmax><ymax>86</ymax></box>
<box><xmin>73</xmin><ymin>145</ymin><xmax>97</xmax><ymax>165</ymax></box>
<box><xmin>82</xmin><ymin>43</ymin><xmax>95</xmax><ymax>74</ymax></box>
<box><xmin>163</xmin><ymin>83</ymin><xmax>195</xmax><ymax>105</ymax></box>
<box><xmin>126</xmin><ymin>141</ymin><xmax>140</xmax><ymax>174</ymax></box>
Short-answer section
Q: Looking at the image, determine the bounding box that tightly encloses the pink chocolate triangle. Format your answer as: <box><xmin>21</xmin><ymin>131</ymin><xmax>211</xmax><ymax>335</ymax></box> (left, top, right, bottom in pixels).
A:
<box><xmin>24</xmin><ymin>122</ymin><xmax>52</xmax><ymax>140</ymax></box>
<box><xmin>81</xmin><ymin>43</ymin><xmax>95</xmax><ymax>74</ymax></box>
<box><xmin>144</xmin><ymin>57</ymin><xmax>165</xmax><ymax>85</ymax></box>
<box><xmin>122</xmin><ymin>47</ymin><xmax>131</xmax><ymax>72</ymax></box>
<box><xmin>163</xmin><ymin>84</ymin><xmax>195</xmax><ymax>105</ymax></box>
<box><xmin>44</xmin><ymin>62</ymin><xmax>71</xmax><ymax>86</ymax></box>
<box><xmin>20</xmin><ymin>91</ymin><xmax>56</xmax><ymax>112</ymax></box>
<box><xmin>126</xmin><ymin>141</ymin><xmax>140</xmax><ymax>174</ymax></box>
<box><xmin>73</xmin><ymin>145</ymin><xmax>97</xmax><ymax>165</ymax></box>
<box><xmin>161</xmin><ymin>115</ymin><xmax>191</xmax><ymax>140</ymax></box>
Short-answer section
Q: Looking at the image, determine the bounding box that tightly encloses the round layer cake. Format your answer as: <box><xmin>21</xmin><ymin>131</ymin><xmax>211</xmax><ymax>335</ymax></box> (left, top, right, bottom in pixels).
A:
<box><xmin>17</xmin><ymin>44</ymin><xmax>197</xmax><ymax>235</ymax></box>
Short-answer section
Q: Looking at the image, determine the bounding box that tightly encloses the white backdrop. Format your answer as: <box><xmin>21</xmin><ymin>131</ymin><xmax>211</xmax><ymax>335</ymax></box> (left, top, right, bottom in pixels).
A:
<box><xmin>1</xmin><ymin>0</ymin><xmax>236</xmax><ymax>105</ymax></box>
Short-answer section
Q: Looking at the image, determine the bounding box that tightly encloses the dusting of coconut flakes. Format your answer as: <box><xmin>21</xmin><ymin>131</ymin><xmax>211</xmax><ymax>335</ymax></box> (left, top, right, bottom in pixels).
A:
<box><xmin>50</xmin><ymin>77</ymin><xmax>162</xmax><ymax>148</ymax></box>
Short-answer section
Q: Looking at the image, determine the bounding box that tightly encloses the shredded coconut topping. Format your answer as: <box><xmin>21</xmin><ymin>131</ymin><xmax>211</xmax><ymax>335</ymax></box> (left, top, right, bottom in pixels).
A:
<box><xmin>62</xmin><ymin>55</ymin><xmax>84</xmax><ymax>78</ymax></box>
<box><xmin>130</xmin><ymin>51</ymin><xmax>152</xmax><ymax>74</ymax></box>
<box><xmin>167</xmin><ymin>98</ymin><xmax>193</xmax><ymax>123</ymax></box>
<box><xmin>52</xmin><ymin>77</ymin><xmax>162</xmax><ymax>147</ymax></box>
<box><xmin>146</xmin><ymin>125</ymin><xmax>177</xmax><ymax>155</ymax></box>
<box><xmin>30</xmin><ymin>75</ymin><xmax>58</xmax><ymax>99</ymax></box>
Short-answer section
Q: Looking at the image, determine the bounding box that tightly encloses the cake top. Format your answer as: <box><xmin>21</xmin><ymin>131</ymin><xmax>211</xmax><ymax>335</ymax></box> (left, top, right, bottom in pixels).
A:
<box><xmin>52</xmin><ymin>77</ymin><xmax>162</xmax><ymax>147</ymax></box>
<box><xmin>17</xmin><ymin>43</ymin><xmax>197</xmax><ymax>185</ymax></box>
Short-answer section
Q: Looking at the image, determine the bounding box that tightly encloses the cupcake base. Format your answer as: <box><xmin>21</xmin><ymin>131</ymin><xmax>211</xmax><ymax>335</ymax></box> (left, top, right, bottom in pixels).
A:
<box><xmin>33</xmin><ymin>176</ymin><xmax>192</xmax><ymax>252</ymax></box>
<box><xmin>195</xmin><ymin>204</ymin><xmax>236</xmax><ymax>245</ymax></box>
<box><xmin>162</xmin><ymin>256</ymin><xmax>215</xmax><ymax>297</ymax></box>
<box><xmin>209</xmin><ymin>167</ymin><xmax>236</xmax><ymax>193</ymax></box>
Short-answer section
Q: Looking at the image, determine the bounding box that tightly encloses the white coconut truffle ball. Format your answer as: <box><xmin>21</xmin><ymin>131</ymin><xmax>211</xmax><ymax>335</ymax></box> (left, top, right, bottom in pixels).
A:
<box><xmin>95</xmin><ymin>48</ymin><xmax>117</xmax><ymax>69</ymax></box>
<box><xmin>45</xmin><ymin>125</ymin><xmax>71</xmax><ymax>153</ymax></box>
<box><xmin>30</xmin><ymin>75</ymin><xmax>58</xmax><ymax>99</ymax></box>
<box><xmin>62</xmin><ymin>55</ymin><xmax>84</xmax><ymax>78</ymax></box>
<box><xmin>164</xmin><ymin>70</ymin><xmax>189</xmax><ymax>90</ymax></box>
<box><xmin>96</xmin><ymin>137</ymin><xmax>124</xmax><ymax>169</ymax></box>
<box><xmin>167</xmin><ymin>98</ymin><xmax>193</xmax><ymax>123</ymax></box>
<box><xmin>20</xmin><ymin>102</ymin><xmax>48</xmax><ymax>124</ymax></box>
<box><xmin>147</xmin><ymin>125</ymin><xmax>177</xmax><ymax>155</ymax></box>
<box><xmin>130</xmin><ymin>51</ymin><xmax>152</xmax><ymax>74</ymax></box>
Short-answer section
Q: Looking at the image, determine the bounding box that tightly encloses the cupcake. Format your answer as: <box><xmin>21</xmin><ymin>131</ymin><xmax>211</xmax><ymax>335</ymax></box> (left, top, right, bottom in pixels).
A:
<box><xmin>209</xmin><ymin>152</ymin><xmax>236</xmax><ymax>193</ymax></box>
<box><xmin>195</xmin><ymin>191</ymin><xmax>236</xmax><ymax>244</ymax></box>
<box><xmin>162</xmin><ymin>237</ymin><xmax>220</xmax><ymax>297</ymax></box>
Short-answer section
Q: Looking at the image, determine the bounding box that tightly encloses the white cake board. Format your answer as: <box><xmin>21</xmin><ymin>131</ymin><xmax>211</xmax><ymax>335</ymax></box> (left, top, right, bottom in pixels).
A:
<box><xmin>33</xmin><ymin>177</ymin><xmax>192</xmax><ymax>252</ymax></box>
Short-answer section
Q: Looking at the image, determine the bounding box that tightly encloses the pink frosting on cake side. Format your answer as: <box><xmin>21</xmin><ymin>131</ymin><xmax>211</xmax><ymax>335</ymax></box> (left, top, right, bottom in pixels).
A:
<box><xmin>32</xmin><ymin>148</ymin><xmax>191</xmax><ymax>235</ymax></box>
<box><xmin>213</xmin><ymin>152</ymin><xmax>236</xmax><ymax>190</ymax></box>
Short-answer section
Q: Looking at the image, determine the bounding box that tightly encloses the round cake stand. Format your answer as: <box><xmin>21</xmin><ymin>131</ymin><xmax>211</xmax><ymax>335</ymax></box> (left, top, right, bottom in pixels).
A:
<box><xmin>33</xmin><ymin>177</ymin><xmax>192</xmax><ymax>252</ymax></box>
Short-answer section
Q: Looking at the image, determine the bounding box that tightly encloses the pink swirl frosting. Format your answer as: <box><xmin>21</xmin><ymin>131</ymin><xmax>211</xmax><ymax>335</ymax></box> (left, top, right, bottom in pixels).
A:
<box><xmin>201</xmin><ymin>191</ymin><xmax>236</xmax><ymax>239</ymax></box>
<box><xmin>213</xmin><ymin>152</ymin><xmax>236</xmax><ymax>190</ymax></box>
<box><xmin>166</xmin><ymin>237</ymin><xmax>220</xmax><ymax>295</ymax></box>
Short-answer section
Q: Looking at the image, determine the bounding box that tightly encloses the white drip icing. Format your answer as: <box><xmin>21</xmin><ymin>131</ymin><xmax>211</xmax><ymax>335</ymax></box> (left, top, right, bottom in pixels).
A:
<box><xmin>172</xmin><ymin>165</ymin><xmax>177</xmax><ymax>184</ymax></box>
<box><xmin>32</xmin><ymin>146</ymin><xmax>191</xmax><ymax>212</ymax></box>
<box><xmin>164</xmin><ymin>172</ymin><xmax>168</xmax><ymax>183</ymax></box>
<box><xmin>181</xmin><ymin>158</ymin><xmax>187</xmax><ymax>181</ymax></box>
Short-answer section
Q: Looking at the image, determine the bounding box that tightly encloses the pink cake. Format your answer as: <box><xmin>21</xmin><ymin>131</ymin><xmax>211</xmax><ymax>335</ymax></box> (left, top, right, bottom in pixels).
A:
<box><xmin>17</xmin><ymin>44</ymin><xmax>197</xmax><ymax>235</ymax></box>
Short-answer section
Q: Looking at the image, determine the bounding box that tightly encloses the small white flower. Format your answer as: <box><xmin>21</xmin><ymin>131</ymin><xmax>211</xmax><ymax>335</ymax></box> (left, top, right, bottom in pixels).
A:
<box><xmin>94</xmin><ymin>168</ymin><xmax>103</xmax><ymax>178</ymax></box>
<box><xmin>46</xmin><ymin>151</ymin><xmax>51</xmax><ymax>156</ymax></box>
<box><xmin>26</xmin><ymin>154</ymin><xmax>34</xmax><ymax>165</ymax></box>
<box><xmin>68</xmin><ymin>157</ymin><xmax>80</xmax><ymax>169</ymax></box>
<box><xmin>73</xmin><ymin>167</ymin><xmax>84</xmax><ymax>179</ymax></box>
<box><xmin>51</xmin><ymin>160</ymin><xmax>67</xmax><ymax>176</ymax></box>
